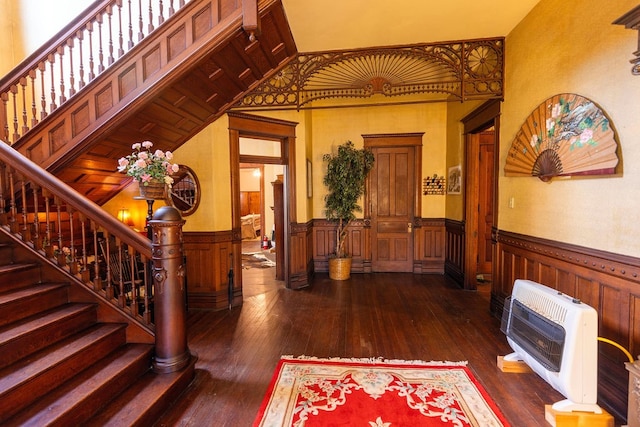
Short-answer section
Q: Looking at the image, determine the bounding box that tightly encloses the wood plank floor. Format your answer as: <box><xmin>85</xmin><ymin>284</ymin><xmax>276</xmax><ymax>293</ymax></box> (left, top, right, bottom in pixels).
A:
<box><xmin>154</xmin><ymin>270</ymin><xmax>584</xmax><ymax>426</ymax></box>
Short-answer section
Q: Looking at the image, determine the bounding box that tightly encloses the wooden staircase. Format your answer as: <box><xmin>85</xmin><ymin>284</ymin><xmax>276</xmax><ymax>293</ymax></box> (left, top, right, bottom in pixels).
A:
<box><xmin>0</xmin><ymin>236</ymin><xmax>195</xmax><ymax>426</ymax></box>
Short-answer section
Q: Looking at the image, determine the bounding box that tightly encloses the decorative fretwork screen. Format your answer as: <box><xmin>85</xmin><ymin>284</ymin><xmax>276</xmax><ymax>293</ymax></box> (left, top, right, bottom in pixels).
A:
<box><xmin>236</xmin><ymin>38</ymin><xmax>504</xmax><ymax>110</ymax></box>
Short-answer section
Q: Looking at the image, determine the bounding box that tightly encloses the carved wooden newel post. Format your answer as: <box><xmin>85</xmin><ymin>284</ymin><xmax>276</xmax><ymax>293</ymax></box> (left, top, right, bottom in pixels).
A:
<box><xmin>150</xmin><ymin>206</ymin><xmax>190</xmax><ymax>373</ymax></box>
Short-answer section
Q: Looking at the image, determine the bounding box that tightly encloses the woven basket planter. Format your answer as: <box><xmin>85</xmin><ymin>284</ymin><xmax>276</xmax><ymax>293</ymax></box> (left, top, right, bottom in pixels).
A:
<box><xmin>328</xmin><ymin>257</ymin><xmax>352</xmax><ymax>280</ymax></box>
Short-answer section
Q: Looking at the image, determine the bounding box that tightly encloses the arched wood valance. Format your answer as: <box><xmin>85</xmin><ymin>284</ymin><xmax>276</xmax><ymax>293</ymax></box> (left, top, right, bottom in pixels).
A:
<box><xmin>504</xmin><ymin>93</ymin><xmax>619</xmax><ymax>182</ymax></box>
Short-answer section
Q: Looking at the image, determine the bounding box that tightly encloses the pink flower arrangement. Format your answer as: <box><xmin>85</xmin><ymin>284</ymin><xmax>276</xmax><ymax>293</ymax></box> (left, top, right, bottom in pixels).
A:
<box><xmin>117</xmin><ymin>141</ymin><xmax>179</xmax><ymax>186</ymax></box>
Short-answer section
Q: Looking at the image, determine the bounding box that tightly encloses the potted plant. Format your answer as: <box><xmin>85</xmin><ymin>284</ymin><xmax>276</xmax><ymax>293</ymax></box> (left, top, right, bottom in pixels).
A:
<box><xmin>323</xmin><ymin>140</ymin><xmax>375</xmax><ymax>280</ymax></box>
<box><xmin>117</xmin><ymin>140</ymin><xmax>179</xmax><ymax>199</ymax></box>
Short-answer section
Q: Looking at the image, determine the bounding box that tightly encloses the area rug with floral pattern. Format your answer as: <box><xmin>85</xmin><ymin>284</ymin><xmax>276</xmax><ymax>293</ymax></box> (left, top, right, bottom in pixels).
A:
<box><xmin>253</xmin><ymin>356</ymin><xmax>510</xmax><ymax>427</ymax></box>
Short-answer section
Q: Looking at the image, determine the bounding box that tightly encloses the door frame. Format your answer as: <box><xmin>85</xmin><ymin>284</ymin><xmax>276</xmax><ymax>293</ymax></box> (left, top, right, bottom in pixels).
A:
<box><xmin>364</xmin><ymin>133</ymin><xmax>423</xmax><ymax>273</ymax></box>
<box><xmin>228</xmin><ymin>112</ymin><xmax>298</xmax><ymax>296</ymax></box>
<box><xmin>461</xmin><ymin>100</ymin><xmax>500</xmax><ymax>290</ymax></box>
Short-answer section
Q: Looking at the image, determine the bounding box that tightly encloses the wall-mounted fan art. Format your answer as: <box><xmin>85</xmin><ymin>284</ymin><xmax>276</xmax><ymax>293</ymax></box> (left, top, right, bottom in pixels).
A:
<box><xmin>504</xmin><ymin>93</ymin><xmax>619</xmax><ymax>182</ymax></box>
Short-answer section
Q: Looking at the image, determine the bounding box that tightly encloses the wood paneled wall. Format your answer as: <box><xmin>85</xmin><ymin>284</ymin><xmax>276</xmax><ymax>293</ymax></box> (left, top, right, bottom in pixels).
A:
<box><xmin>312</xmin><ymin>218</ymin><xmax>445</xmax><ymax>274</ymax></box>
<box><xmin>183</xmin><ymin>231</ymin><xmax>234</xmax><ymax>310</ymax></box>
<box><xmin>494</xmin><ymin>230</ymin><xmax>640</xmax><ymax>421</ymax></box>
<box><xmin>445</xmin><ymin>219</ymin><xmax>465</xmax><ymax>286</ymax></box>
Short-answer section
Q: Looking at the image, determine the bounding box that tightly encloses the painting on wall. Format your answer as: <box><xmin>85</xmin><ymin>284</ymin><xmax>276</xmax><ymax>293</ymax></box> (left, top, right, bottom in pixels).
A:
<box><xmin>447</xmin><ymin>165</ymin><xmax>462</xmax><ymax>194</ymax></box>
<box><xmin>504</xmin><ymin>93</ymin><xmax>619</xmax><ymax>182</ymax></box>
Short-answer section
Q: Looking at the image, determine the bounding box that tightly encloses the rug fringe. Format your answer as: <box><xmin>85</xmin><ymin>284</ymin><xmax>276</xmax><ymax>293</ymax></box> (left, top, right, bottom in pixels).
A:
<box><xmin>280</xmin><ymin>355</ymin><xmax>468</xmax><ymax>366</ymax></box>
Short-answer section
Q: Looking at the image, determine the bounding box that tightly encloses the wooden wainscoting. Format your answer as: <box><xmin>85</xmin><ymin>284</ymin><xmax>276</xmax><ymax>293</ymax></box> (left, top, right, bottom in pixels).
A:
<box><xmin>313</xmin><ymin>219</ymin><xmax>369</xmax><ymax>273</ymax></box>
<box><xmin>312</xmin><ymin>218</ymin><xmax>445</xmax><ymax>274</ymax></box>
<box><xmin>445</xmin><ymin>219</ymin><xmax>465</xmax><ymax>286</ymax></box>
<box><xmin>183</xmin><ymin>231</ymin><xmax>234</xmax><ymax>310</ymax></box>
<box><xmin>290</xmin><ymin>221</ymin><xmax>314</xmax><ymax>289</ymax></box>
<box><xmin>414</xmin><ymin>218</ymin><xmax>445</xmax><ymax>273</ymax></box>
<box><xmin>495</xmin><ymin>230</ymin><xmax>640</xmax><ymax>422</ymax></box>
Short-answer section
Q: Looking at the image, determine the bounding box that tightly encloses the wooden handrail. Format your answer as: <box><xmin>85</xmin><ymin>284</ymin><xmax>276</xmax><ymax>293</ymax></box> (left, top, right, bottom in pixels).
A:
<box><xmin>0</xmin><ymin>141</ymin><xmax>149</xmax><ymax>255</ymax></box>
<box><xmin>0</xmin><ymin>139</ymin><xmax>155</xmax><ymax>326</ymax></box>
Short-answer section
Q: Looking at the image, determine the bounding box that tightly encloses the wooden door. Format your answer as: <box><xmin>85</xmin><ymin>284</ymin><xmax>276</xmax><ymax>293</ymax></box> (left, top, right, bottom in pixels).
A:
<box><xmin>370</xmin><ymin>145</ymin><xmax>415</xmax><ymax>272</ymax></box>
<box><xmin>476</xmin><ymin>131</ymin><xmax>495</xmax><ymax>277</ymax></box>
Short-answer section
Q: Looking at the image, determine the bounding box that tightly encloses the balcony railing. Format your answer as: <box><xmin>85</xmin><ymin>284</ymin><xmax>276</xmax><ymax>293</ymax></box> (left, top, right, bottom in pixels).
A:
<box><xmin>0</xmin><ymin>0</ymin><xmax>193</xmax><ymax>144</ymax></box>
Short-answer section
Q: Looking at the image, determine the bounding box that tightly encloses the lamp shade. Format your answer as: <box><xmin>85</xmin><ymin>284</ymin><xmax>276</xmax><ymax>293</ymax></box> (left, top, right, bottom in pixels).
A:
<box><xmin>117</xmin><ymin>208</ymin><xmax>134</xmax><ymax>226</ymax></box>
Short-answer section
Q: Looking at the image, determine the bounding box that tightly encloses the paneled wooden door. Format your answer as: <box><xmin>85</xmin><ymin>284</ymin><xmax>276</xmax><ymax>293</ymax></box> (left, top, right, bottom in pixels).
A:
<box><xmin>366</xmin><ymin>134</ymin><xmax>422</xmax><ymax>272</ymax></box>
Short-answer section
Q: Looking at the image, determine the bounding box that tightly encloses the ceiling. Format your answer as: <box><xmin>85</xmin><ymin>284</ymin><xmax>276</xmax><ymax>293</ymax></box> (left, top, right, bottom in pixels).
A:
<box><xmin>280</xmin><ymin>0</ymin><xmax>541</xmax><ymax>52</ymax></box>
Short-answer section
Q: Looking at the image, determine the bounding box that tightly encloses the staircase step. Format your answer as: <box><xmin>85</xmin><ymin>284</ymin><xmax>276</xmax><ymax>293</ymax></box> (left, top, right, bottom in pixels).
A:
<box><xmin>0</xmin><ymin>303</ymin><xmax>97</xmax><ymax>369</ymax></box>
<box><xmin>4</xmin><ymin>342</ymin><xmax>153</xmax><ymax>427</ymax></box>
<box><xmin>0</xmin><ymin>242</ymin><xmax>13</xmax><ymax>259</ymax></box>
<box><xmin>0</xmin><ymin>263</ymin><xmax>41</xmax><ymax>292</ymax></box>
<box><xmin>88</xmin><ymin>354</ymin><xmax>197</xmax><ymax>427</ymax></box>
<box><xmin>0</xmin><ymin>322</ymin><xmax>128</xmax><ymax>423</ymax></box>
<box><xmin>0</xmin><ymin>282</ymin><xmax>69</xmax><ymax>327</ymax></box>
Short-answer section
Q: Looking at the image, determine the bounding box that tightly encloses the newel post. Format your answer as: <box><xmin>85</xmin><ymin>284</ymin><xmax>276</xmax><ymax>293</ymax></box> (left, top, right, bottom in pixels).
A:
<box><xmin>150</xmin><ymin>205</ymin><xmax>190</xmax><ymax>373</ymax></box>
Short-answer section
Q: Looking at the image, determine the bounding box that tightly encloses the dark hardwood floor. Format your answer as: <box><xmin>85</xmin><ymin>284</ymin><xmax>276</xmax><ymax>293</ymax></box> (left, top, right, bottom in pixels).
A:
<box><xmin>154</xmin><ymin>269</ymin><xmax>575</xmax><ymax>426</ymax></box>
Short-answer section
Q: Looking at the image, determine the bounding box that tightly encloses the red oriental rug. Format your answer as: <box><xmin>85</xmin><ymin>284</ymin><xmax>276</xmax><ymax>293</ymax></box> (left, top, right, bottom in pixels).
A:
<box><xmin>253</xmin><ymin>357</ymin><xmax>510</xmax><ymax>427</ymax></box>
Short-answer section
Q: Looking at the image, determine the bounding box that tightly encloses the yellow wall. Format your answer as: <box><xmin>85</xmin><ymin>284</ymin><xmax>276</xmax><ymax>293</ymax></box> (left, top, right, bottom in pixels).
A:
<box><xmin>308</xmin><ymin>99</ymin><xmax>449</xmax><ymax>220</ymax></box>
<box><xmin>500</xmin><ymin>0</ymin><xmax>640</xmax><ymax>257</ymax></box>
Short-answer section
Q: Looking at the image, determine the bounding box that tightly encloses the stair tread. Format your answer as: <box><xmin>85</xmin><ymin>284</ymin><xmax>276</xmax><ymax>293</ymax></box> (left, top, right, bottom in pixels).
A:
<box><xmin>0</xmin><ymin>303</ymin><xmax>95</xmax><ymax>344</ymax></box>
<box><xmin>0</xmin><ymin>323</ymin><xmax>126</xmax><ymax>392</ymax></box>
<box><xmin>0</xmin><ymin>263</ymin><xmax>39</xmax><ymax>274</ymax></box>
<box><xmin>90</xmin><ymin>355</ymin><xmax>196</xmax><ymax>427</ymax></box>
<box><xmin>0</xmin><ymin>282</ymin><xmax>67</xmax><ymax>302</ymax></box>
<box><xmin>6</xmin><ymin>343</ymin><xmax>154</xmax><ymax>426</ymax></box>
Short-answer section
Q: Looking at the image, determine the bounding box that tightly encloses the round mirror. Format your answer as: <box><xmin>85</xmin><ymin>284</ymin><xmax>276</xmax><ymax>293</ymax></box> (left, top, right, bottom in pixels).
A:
<box><xmin>168</xmin><ymin>165</ymin><xmax>200</xmax><ymax>216</ymax></box>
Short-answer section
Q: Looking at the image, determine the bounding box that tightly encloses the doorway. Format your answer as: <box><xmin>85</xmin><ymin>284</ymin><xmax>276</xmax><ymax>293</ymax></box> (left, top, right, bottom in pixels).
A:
<box><xmin>462</xmin><ymin>100</ymin><xmax>500</xmax><ymax>290</ymax></box>
<box><xmin>364</xmin><ymin>133</ymin><xmax>423</xmax><ymax>273</ymax></box>
<box><xmin>228</xmin><ymin>112</ymin><xmax>297</xmax><ymax>301</ymax></box>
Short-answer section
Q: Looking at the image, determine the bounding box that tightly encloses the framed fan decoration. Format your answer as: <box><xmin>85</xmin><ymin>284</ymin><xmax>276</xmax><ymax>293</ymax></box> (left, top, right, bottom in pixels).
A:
<box><xmin>504</xmin><ymin>93</ymin><xmax>619</xmax><ymax>182</ymax></box>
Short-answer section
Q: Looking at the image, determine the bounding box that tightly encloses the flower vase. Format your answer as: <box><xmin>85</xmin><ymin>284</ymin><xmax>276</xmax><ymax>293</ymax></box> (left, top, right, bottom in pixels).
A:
<box><xmin>138</xmin><ymin>180</ymin><xmax>166</xmax><ymax>200</ymax></box>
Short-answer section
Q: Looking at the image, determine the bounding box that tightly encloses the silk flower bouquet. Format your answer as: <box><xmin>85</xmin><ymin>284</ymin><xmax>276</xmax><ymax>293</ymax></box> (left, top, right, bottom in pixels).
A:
<box><xmin>117</xmin><ymin>141</ymin><xmax>179</xmax><ymax>187</ymax></box>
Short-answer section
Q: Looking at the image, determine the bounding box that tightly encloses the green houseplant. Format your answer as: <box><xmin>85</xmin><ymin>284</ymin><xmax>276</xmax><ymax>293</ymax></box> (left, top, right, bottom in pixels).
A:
<box><xmin>323</xmin><ymin>140</ymin><xmax>375</xmax><ymax>280</ymax></box>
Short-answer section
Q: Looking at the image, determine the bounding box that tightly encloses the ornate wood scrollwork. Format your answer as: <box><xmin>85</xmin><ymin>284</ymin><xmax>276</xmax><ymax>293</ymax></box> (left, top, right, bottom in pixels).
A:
<box><xmin>236</xmin><ymin>38</ymin><xmax>504</xmax><ymax>109</ymax></box>
<box><xmin>613</xmin><ymin>5</ymin><xmax>640</xmax><ymax>75</ymax></box>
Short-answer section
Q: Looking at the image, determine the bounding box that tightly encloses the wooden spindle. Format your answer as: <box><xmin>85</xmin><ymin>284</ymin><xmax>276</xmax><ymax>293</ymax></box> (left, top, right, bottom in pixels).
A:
<box><xmin>43</xmin><ymin>189</ymin><xmax>53</xmax><ymax>256</ymax></box>
<box><xmin>7</xmin><ymin>168</ymin><xmax>17</xmax><ymax>233</ymax></box>
<box><xmin>127</xmin><ymin>0</ymin><xmax>134</xmax><ymax>49</ymax></box>
<box><xmin>92</xmin><ymin>223</ymin><xmax>103</xmax><ymax>292</ymax></box>
<box><xmin>97</xmin><ymin>14</ymin><xmax>105</xmax><ymax>73</ymax></box>
<box><xmin>107</xmin><ymin>5</ymin><xmax>115</xmax><ymax>65</ymax></box>
<box><xmin>138</xmin><ymin>0</ymin><xmax>144</xmax><ymax>41</ymax></box>
<box><xmin>19</xmin><ymin>175</ymin><xmax>30</xmax><ymax>242</ymax></box>
<box><xmin>48</xmin><ymin>54</ymin><xmax>57</xmax><ymax>111</ymax></box>
<box><xmin>77</xmin><ymin>30</ymin><xmax>86</xmax><ymax>89</ymax></box>
<box><xmin>87</xmin><ymin>21</ymin><xmax>96</xmax><ymax>81</ymax></box>
<box><xmin>55</xmin><ymin>196</ymin><xmax>65</xmax><ymax>265</ymax></box>
<box><xmin>168</xmin><ymin>0</ymin><xmax>175</xmax><ymax>16</ymax></box>
<box><xmin>1</xmin><ymin>92</ymin><xmax>9</xmax><ymax>141</ymax></box>
<box><xmin>68</xmin><ymin>209</ymin><xmax>78</xmax><ymax>274</ymax></box>
<box><xmin>32</xmin><ymin>183</ymin><xmax>41</xmax><ymax>250</ymax></box>
<box><xmin>38</xmin><ymin>63</ymin><xmax>47</xmax><ymax>120</ymax></box>
<box><xmin>67</xmin><ymin>39</ymin><xmax>76</xmax><ymax>97</ymax></box>
<box><xmin>29</xmin><ymin>70</ymin><xmax>38</xmax><ymax>127</ymax></box>
<box><xmin>19</xmin><ymin>78</ymin><xmax>28</xmax><ymax>136</ymax></box>
<box><xmin>148</xmin><ymin>0</ymin><xmax>155</xmax><ymax>33</ymax></box>
<box><xmin>158</xmin><ymin>0</ymin><xmax>165</xmax><ymax>25</ymax></box>
<box><xmin>10</xmin><ymin>85</ymin><xmax>19</xmax><ymax>142</ymax></box>
<box><xmin>116</xmin><ymin>0</ymin><xmax>125</xmax><ymax>57</ymax></box>
<box><xmin>57</xmin><ymin>45</ymin><xmax>67</xmax><ymax>105</ymax></box>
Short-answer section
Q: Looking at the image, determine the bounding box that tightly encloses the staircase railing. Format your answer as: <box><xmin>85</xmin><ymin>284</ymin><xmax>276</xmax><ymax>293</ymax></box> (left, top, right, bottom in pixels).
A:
<box><xmin>0</xmin><ymin>140</ymin><xmax>156</xmax><ymax>327</ymax></box>
<box><xmin>0</xmin><ymin>0</ymin><xmax>194</xmax><ymax>144</ymax></box>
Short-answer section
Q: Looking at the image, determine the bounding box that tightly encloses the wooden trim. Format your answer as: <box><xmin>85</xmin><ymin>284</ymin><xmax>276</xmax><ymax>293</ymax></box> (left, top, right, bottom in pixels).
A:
<box><xmin>444</xmin><ymin>219</ymin><xmax>465</xmax><ymax>286</ymax></box>
<box><xmin>494</xmin><ymin>229</ymin><xmax>640</xmax><ymax>421</ymax></box>
<box><xmin>183</xmin><ymin>230</ymin><xmax>234</xmax><ymax>310</ymax></box>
